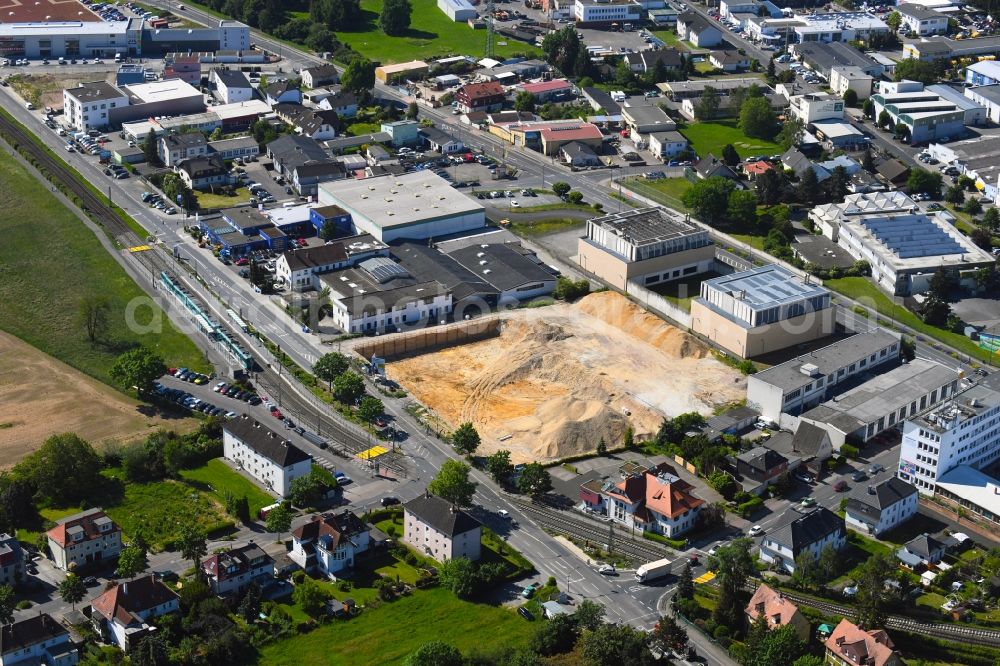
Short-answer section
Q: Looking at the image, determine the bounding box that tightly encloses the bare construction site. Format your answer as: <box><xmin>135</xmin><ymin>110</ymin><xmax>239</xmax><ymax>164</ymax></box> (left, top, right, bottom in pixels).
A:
<box><xmin>386</xmin><ymin>292</ymin><xmax>746</xmax><ymax>463</ymax></box>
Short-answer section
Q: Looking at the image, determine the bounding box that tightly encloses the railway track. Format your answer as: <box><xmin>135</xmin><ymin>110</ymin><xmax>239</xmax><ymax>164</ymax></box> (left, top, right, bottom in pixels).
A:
<box><xmin>508</xmin><ymin>497</ymin><xmax>672</xmax><ymax>564</ymax></box>
<box><xmin>741</xmin><ymin>584</ymin><xmax>1000</xmax><ymax>647</ymax></box>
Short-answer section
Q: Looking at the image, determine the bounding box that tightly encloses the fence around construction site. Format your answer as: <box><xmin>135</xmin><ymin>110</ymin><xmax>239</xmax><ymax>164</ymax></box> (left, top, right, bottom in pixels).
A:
<box><xmin>353</xmin><ymin>316</ymin><xmax>503</xmax><ymax>360</ymax></box>
<box><xmin>623</xmin><ymin>280</ymin><xmax>692</xmax><ymax>329</ymax></box>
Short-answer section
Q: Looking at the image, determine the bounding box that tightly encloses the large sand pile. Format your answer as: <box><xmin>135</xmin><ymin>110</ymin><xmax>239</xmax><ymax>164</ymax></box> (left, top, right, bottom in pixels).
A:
<box><xmin>390</xmin><ymin>292</ymin><xmax>746</xmax><ymax>463</ymax></box>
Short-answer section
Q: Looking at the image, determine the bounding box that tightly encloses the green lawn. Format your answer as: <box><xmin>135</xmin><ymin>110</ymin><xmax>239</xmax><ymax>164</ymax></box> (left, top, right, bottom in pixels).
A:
<box><xmin>179</xmin><ymin>459</ymin><xmax>276</xmax><ymax>516</ymax></box>
<box><xmin>194</xmin><ymin>187</ymin><xmax>249</xmax><ymax>211</ymax></box>
<box><xmin>340</xmin><ymin>0</ymin><xmax>539</xmax><ymax>65</ymax></box>
<box><xmin>623</xmin><ymin>176</ymin><xmax>692</xmax><ymax>210</ymax></box>
<box><xmin>345</xmin><ymin>121</ymin><xmax>383</xmax><ymax>136</ymax></box>
<box><xmin>0</xmin><ymin>150</ymin><xmax>208</xmax><ymax>386</ymax></box>
<box><xmin>16</xmin><ymin>507</ymin><xmax>85</xmax><ymax>547</ymax></box>
<box><xmin>651</xmin><ymin>271</ymin><xmax>719</xmax><ymax>312</ymax></box>
<box><xmin>651</xmin><ymin>29</ymin><xmax>691</xmax><ymax>51</ymax></box>
<box><xmin>681</xmin><ymin>120</ymin><xmax>783</xmax><ymax>159</ymax></box>
<box><xmin>258</xmin><ymin>587</ymin><xmax>534</xmax><ymax>665</ymax></box>
<box><xmin>509</xmin><ymin>217</ymin><xmax>586</xmax><ymax>237</ymax></box>
<box><xmin>824</xmin><ymin>277</ymin><xmax>993</xmax><ymax>363</ymax></box>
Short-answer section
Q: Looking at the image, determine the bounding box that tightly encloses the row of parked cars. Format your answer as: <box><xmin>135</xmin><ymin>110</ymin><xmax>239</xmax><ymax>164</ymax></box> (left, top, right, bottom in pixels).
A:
<box><xmin>476</xmin><ymin>188</ymin><xmax>536</xmax><ymax>200</ymax></box>
<box><xmin>141</xmin><ymin>191</ymin><xmax>177</xmax><ymax>214</ymax></box>
<box><xmin>213</xmin><ymin>381</ymin><xmax>263</xmax><ymax>405</ymax></box>
<box><xmin>154</xmin><ymin>383</ymin><xmax>238</xmax><ymax>418</ymax></box>
<box><xmin>103</xmin><ymin>164</ymin><xmax>130</xmax><ymax>180</ymax></box>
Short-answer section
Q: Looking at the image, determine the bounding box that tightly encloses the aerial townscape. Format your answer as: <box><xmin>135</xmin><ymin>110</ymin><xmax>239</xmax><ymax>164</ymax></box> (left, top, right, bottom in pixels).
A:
<box><xmin>4</xmin><ymin>0</ymin><xmax>1000</xmax><ymax>664</ymax></box>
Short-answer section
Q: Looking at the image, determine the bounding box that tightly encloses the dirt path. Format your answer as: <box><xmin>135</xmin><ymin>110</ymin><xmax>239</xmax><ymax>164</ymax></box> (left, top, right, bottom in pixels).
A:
<box><xmin>0</xmin><ymin>331</ymin><xmax>194</xmax><ymax>464</ymax></box>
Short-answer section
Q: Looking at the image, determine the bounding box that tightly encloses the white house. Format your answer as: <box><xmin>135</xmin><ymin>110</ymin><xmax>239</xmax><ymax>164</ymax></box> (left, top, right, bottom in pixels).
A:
<box><xmin>897</xmin><ymin>4</ymin><xmax>948</xmax><ymax>36</ymax></box>
<box><xmin>46</xmin><ymin>509</ymin><xmax>122</xmax><ymax>571</ymax></box>
<box><xmin>403</xmin><ymin>493</ymin><xmax>482</xmax><ymax>562</ymax></box>
<box><xmin>788</xmin><ymin>93</ymin><xmax>845</xmax><ymax>123</ymax></box>
<box><xmin>604</xmin><ymin>463</ymin><xmax>704</xmax><ymax>538</ymax></box>
<box><xmin>290</xmin><ymin>512</ymin><xmax>371</xmax><ymax>578</ymax></box>
<box><xmin>90</xmin><ymin>576</ymin><xmax>180</xmax><ymax>653</ymax></box>
<box><xmin>648</xmin><ymin>130</ymin><xmax>689</xmax><ymax>160</ymax></box>
<box><xmin>0</xmin><ymin>615</ymin><xmax>78</xmax><ymax>666</ymax></box>
<box><xmin>158</xmin><ymin>132</ymin><xmax>208</xmax><ymax>167</ymax></box>
<box><xmin>210</xmin><ymin>68</ymin><xmax>254</xmax><ymax>104</ymax></box>
<box><xmin>845</xmin><ymin>476</ymin><xmax>918</xmax><ymax>536</ymax></box>
<box><xmin>63</xmin><ymin>81</ymin><xmax>129</xmax><ymax>132</ymax></box>
<box><xmin>678</xmin><ymin>11</ymin><xmax>723</xmax><ymax>47</ymax></box>
<box><xmin>300</xmin><ymin>64</ymin><xmax>340</xmax><ymax>90</ymax></box>
<box><xmin>201</xmin><ymin>542</ymin><xmax>274</xmax><ymax>596</ymax></box>
<box><xmin>223</xmin><ymin>415</ymin><xmax>312</xmax><ymax>498</ymax></box>
<box><xmin>759</xmin><ymin>507</ymin><xmax>846</xmax><ymax>573</ymax></box>
<box><xmin>0</xmin><ymin>534</ymin><xmax>24</xmax><ymax>587</ymax></box>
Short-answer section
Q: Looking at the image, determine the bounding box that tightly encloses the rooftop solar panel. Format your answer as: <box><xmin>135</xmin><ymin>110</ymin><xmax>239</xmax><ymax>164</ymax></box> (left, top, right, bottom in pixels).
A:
<box><xmin>860</xmin><ymin>216</ymin><xmax>966</xmax><ymax>259</ymax></box>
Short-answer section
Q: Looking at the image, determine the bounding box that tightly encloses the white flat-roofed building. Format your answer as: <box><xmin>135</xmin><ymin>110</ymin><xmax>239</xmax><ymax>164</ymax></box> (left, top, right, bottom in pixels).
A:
<box><xmin>799</xmin><ymin>359</ymin><xmax>962</xmax><ymax>449</ymax></box>
<box><xmin>746</xmin><ymin>328</ymin><xmax>901</xmax><ymax>425</ymax></box>
<box><xmin>317</xmin><ymin>170</ymin><xmax>486</xmax><ymax>242</ymax></box>
<box><xmin>925</xmin><ymin>135</ymin><xmax>1000</xmax><ymax>203</ymax></box>
<box><xmin>809</xmin><ymin>190</ymin><xmax>917</xmax><ymax>242</ymax></box>
<box><xmin>574</xmin><ymin>0</ymin><xmax>643</xmax><ymax>24</ymax></box>
<box><xmin>691</xmin><ymin>265</ymin><xmax>835</xmax><ymax>359</ymax></box>
<box><xmin>576</xmin><ymin>207</ymin><xmax>714</xmax><ymax>291</ymax></box>
<box><xmin>897</xmin><ymin>3</ymin><xmax>948</xmax><ymax>36</ymax></box>
<box><xmin>871</xmin><ymin>80</ymin><xmax>985</xmax><ymax>144</ymax></box>
<box><xmin>830</xmin><ymin>66</ymin><xmax>874</xmax><ymax>100</ymax></box>
<box><xmin>898</xmin><ymin>374</ymin><xmax>1000</xmax><ymax>496</ymax></box>
<box><xmin>934</xmin><ymin>465</ymin><xmax>1000</xmax><ymax>526</ymax></box>
<box><xmin>966</xmin><ymin>59</ymin><xmax>1000</xmax><ymax>87</ymax></box>
<box><xmin>789</xmin><ymin>93</ymin><xmax>844</xmax><ymax>123</ymax></box>
<box><xmin>63</xmin><ymin>81</ymin><xmax>129</xmax><ymax>131</ymax></box>
<box><xmin>836</xmin><ymin>209</ymin><xmax>995</xmax><ymax>296</ymax></box>
<box><xmin>0</xmin><ymin>20</ymin><xmax>135</xmax><ymax>59</ymax></box>
<box><xmin>438</xmin><ymin>0</ymin><xmax>477</xmax><ymax>20</ymax></box>
<box><xmin>792</xmin><ymin>11</ymin><xmax>889</xmax><ymax>44</ymax></box>
<box><xmin>965</xmin><ymin>84</ymin><xmax>1000</xmax><ymax>124</ymax></box>
<box><xmin>223</xmin><ymin>415</ymin><xmax>311</xmax><ymax>498</ymax></box>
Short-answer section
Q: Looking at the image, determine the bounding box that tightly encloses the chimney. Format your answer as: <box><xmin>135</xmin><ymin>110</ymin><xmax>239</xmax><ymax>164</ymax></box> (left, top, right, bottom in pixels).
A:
<box><xmin>867</xmin><ymin>485</ymin><xmax>876</xmax><ymax>495</ymax></box>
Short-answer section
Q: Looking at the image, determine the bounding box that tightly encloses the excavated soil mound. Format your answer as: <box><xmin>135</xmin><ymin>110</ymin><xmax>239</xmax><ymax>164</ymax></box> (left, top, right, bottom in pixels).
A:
<box><xmin>391</xmin><ymin>292</ymin><xmax>745</xmax><ymax>463</ymax></box>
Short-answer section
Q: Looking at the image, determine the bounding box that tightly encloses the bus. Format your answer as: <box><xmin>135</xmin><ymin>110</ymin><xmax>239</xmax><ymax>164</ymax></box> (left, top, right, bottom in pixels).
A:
<box><xmin>227</xmin><ymin>309</ymin><xmax>248</xmax><ymax>332</ymax></box>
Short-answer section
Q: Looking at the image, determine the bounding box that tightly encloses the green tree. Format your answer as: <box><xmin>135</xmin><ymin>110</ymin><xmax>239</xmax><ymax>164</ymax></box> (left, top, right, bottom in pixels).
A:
<box><xmin>485</xmin><ymin>450</ymin><xmax>513</xmax><ymax>485</ymax></box>
<box><xmin>514</xmin><ymin>90</ymin><xmax>536</xmax><ymax>112</ymax></box>
<box><xmin>143</xmin><ymin>129</ymin><xmax>160</xmax><ymax>165</ymax></box>
<box><xmin>77</xmin><ymin>295</ymin><xmax>111</xmax><ymax>344</ymax></box>
<box><xmin>682</xmin><ymin>176</ymin><xmax>736</xmax><ymax>225</ymax></box>
<box><xmin>650</xmin><ymin>615</ymin><xmax>688</xmax><ymax>655</ymax></box>
<box><xmin>293</xmin><ymin>578</ymin><xmax>328</xmax><ymax>618</ymax></box>
<box><xmin>843</xmin><ymin>88</ymin><xmax>859</xmax><ymax>107</ymax></box>
<box><xmin>131</xmin><ymin>633</ymin><xmax>170</xmax><ymax>666</ymax></box>
<box><xmin>614</xmin><ymin>59</ymin><xmax>634</xmax><ymax>88</ymax></box>
<box><xmin>341</xmin><ymin>57</ymin><xmax>376</xmax><ymax>95</ymax></box>
<box><xmin>532</xmin><ymin>613</ymin><xmax>577</xmax><ymax>655</ymax></box>
<box><xmin>790</xmin><ymin>548</ymin><xmax>821</xmax><ymax>590</ymax></box>
<box><xmin>964</xmin><ymin>197</ymin><xmax>983</xmax><ymax>216</ymax></box>
<box><xmin>516</xmin><ymin>463</ymin><xmax>552</xmax><ymax>495</ymax></box>
<box><xmin>721</xmin><ymin>143</ymin><xmax>740</xmax><ymax>166</ymax></box>
<box><xmin>886</xmin><ymin>10</ymin><xmax>901</xmax><ymax>30</ymax></box>
<box><xmin>676</xmin><ymin>561</ymin><xmax>694</xmax><ymax>601</ymax></box>
<box><xmin>907</xmin><ymin>167</ymin><xmax>942</xmax><ymax>197</ymax></box>
<box><xmin>320</xmin><ymin>219</ymin><xmax>340</xmax><ymax>242</ymax></box>
<box><xmin>572</xmin><ymin>600</ymin><xmax>605</xmax><ymax>631</ymax></box>
<box><xmin>451</xmin><ymin>422</ymin><xmax>481</xmax><ymax>455</ymax></box>
<box><xmin>289</xmin><ymin>468</ymin><xmax>333</xmax><ymax>507</ymax></box>
<box><xmin>862</xmin><ymin>98</ymin><xmax>875</xmax><ymax>118</ymax></box>
<box><xmin>428</xmin><ymin>460</ymin><xmax>477</xmax><ymax>506</ymax></box>
<box><xmin>710</xmin><ymin>537</ymin><xmax>754</xmax><ymax>629</ymax></box>
<box><xmin>776</xmin><ymin>117</ymin><xmax>804</xmax><ymax>151</ymax></box>
<box><xmin>358</xmin><ymin>396</ymin><xmax>385</xmax><ymax>423</ymax></box>
<box><xmin>332</xmin><ymin>371</ymin><xmax>365</xmax><ymax>404</ymax></box>
<box><xmin>380</xmin><ymin>0</ymin><xmax>412</xmax><ymax>35</ymax></box>
<box><xmin>405</xmin><ymin>642</ymin><xmax>464</xmax><ymax>666</ymax></box>
<box><xmin>596</xmin><ymin>438</ymin><xmax>608</xmax><ymax>456</ymax></box>
<box><xmin>727</xmin><ymin>189</ymin><xmax>758</xmax><ymax>228</ymax></box>
<box><xmin>792</xmin><ymin>656</ymin><xmax>825</xmax><ymax>666</ymax></box>
<box><xmin>878</xmin><ymin>109</ymin><xmax>892</xmax><ymax>129</ymax></box>
<box><xmin>439</xmin><ymin>556</ymin><xmax>477</xmax><ymax>599</ymax></box>
<box><xmin>694</xmin><ymin>86</ymin><xmax>720</xmax><ymax>120</ymax></box>
<box><xmin>624</xmin><ymin>424</ymin><xmax>635</xmax><ymax>449</ymax></box>
<box><xmin>237</xmin><ymin>583</ymin><xmax>262</xmax><ymax>623</ymax></box>
<box><xmin>109</xmin><ymin>346</ymin><xmax>167</xmax><ymax>396</ymax></box>
<box><xmin>739</xmin><ymin>96</ymin><xmax>778</xmax><ymax>140</ymax></box>
<box><xmin>894</xmin><ymin>58</ymin><xmax>939</xmax><ymax>85</ymax></box>
<box><xmin>982</xmin><ymin>206</ymin><xmax>1000</xmax><ymax>231</ymax></box>
<box><xmin>116</xmin><ymin>543</ymin><xmax>147</xmax><ymax>580</ymax></box>
<box><xmin>567</xmin><ymin>191</ymin><xmax>584</xmax><ymax>205</ymax></box>
<box><xmin>177</xmin><ymin>522</ymin><xmax>207</xmax><ymax>571</ymax></box>
<box><xmin>57</xmin><ymin>575</ymin><xmax>84</xmax><ymax>612</ymax></box>
<box><xmin>406</xmin><ymin>101</ymin><xmax>419</xmax><ymax>119</ymax></box>
<box><xmin>266</xmin><ymin>502</ymin><xmax>293</xmax><ymax>539</ymax></box>
<box><xmin>856</xmin><ymin>552</ymin><xmax>896</xmax><ymax>629</ymax></box>
<box><xmin>552</xmin><ymin>181</ymin><xmax>571</xmax><ymax>197</ymax></box>
<box><xmin>945</xmin><ymin>184</ymin><xmax>965</xmax><ymax>205</ymax></box>
<box><xmin>313</xmin><ymin>351</ymin><xmax>350</xmax><ymax>389</ymax></box>
<box><xmin>797</xmin><ymin>166</ymin><xmax>820</xmax><ymax>206</ymax></box>
<box><xmin>19</xmin><ymin>433</ymin><xmax>101</xmax><ymax>505</ymax></box>
<box><xmin>766</xmin><ymin>56</ymin><xmax>776</xmax><ymax>81</ymax></box>
<box><xmin>579</xmin><ymin>623</ymin><xmax>653</xmax><ymax>665</ymax></box>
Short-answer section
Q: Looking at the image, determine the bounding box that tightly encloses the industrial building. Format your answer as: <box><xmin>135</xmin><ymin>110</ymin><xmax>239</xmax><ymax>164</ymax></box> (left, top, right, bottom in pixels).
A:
<box><xmin>690</xmin><ymin>265</ymin><xmax>835</xmax><ymax>359</ymax></box>
<box><xmin>573</xmin><ymin>0</ymin><xmax>643</xmax><ymax>26</ymax></box>
<box><xmin>926</xmin><ymin>135</ymin><xmax>1000</xmax><ymax>203</ymax></box>
<box><xmin>438</xmin><ymin>0</ymin><xmax>478</xmax><ymax>21</ymax></box>
<box><xmin>745</xmin><ymin>328</ymin><xmax>901</xmax><ymax>425</ymax></box>
<box><xmin>375</xmin><ymin>60</ymin><xmax>430</xmax><ymax>84</ymax></box>
<box><xmin>904</xmin><ymin>35</ymin><xmax>1000</xmax><ymax>62</ymax></box>
<box><xmin>658</xmin><ymin>77</ymin><xmax>774</xmax><ymax>100</ymax></box>
<box><xmin>964</xmin><ymin>84</ymin><xmax>1000</xmax><ymax>124</ymax></box>
<box><xmin>809</xmin><ymin>190</ymin><xmax>918</xmax><ymax>242</ymax></box>
<box><xmin>966</xmin><ymin>60</ymin><xmax>1000</xmax><ymax>87</ymax></box>
<box><xmin>317</xmin><ymin>170</ymin><xmax>486</xmax><ymax>243</ymax></box>
<box><xmin>64</xmin><ymin>78</ymin><xmax>206</xmax><ymax>131</ymax></box>
<box><xmin>488</xmin><ymin>118</ymin><xmax>603</xmax><ymax>156</ymax></box>
<box><xmin>788</xmin><ymin>93</ymin><xmax>844</xmax><ymax>123</ymax></box>
<box><xmin>790</xmin><ymin>41</ymin><xmax>883</xmax><ymax>79</ymax></box>
<box><xmin>835</xmin><ymin>205</ymin><xmax>995</xmax><ymax>295</ymax></box>
<box><xmin>791</xmin><ymin>11</ymin><xmax>889</xmax><ymax>44</ymax></box>
<box><xmin>896</xmin><ymin>4</ymin><xmax>949</xmax><ymax>35</ymax></box>
<box><xmin>576</xmin><ymin>207</ymin><xmax>715</xmax><ymax>291</ymax></box>
<box><xmin>798</xmin><ymin>359</ymin><xmax>962</xmax><ymax>449</ymax></box>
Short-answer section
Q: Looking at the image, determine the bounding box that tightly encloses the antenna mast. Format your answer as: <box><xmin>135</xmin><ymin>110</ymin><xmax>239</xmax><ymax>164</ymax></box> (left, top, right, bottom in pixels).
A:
<box><xmin>486</xmin><ymin>0</ymin><xmax>496</xmax><ymax>58</ymax></box>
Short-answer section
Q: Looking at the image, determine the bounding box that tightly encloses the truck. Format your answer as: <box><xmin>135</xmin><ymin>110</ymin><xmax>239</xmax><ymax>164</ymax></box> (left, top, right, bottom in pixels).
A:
<box><xmin>634</xmin><ymin>558</ymin><xmax>672</xmax><ymax>583</ymax></box>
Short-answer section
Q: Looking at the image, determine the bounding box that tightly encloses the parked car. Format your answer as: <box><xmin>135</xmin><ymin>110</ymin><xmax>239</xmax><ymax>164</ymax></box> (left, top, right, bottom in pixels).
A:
<box><xmin>800</xmin><ymin>497</ymin><xmax>817</xmax><ymax>508</ymax></box>
<box><xmin>869</xmin><ymin>464</ymin><xmax>885</xmax><ymax>475</ymax></box>
<box><xmin>851</xmin><ymin>471</ymin><xmax>868</xmax><ymax>482</ymax></box>
<box><xmin>748</xmin><ymin>525</ymin><xmax>764</xmax><ymax>536</ymax></box>
<box><xmin>380</xmin><ymin>496</ymin><xmax>400</xmax><ymax>507</ymax></box>
<box><xmin>521</xmin><ymin>584</ymin><xmax>538</xmax><ymax>599</ymax></box>
<box><xmin>834</xmin><ymin>480</ymin><xmax>849</xmax><ymax>492</ymax></box>
<box><xmin>518</xmin><ymin>606</ymin><xmax>534</xmax><ymax>620</ymax></box>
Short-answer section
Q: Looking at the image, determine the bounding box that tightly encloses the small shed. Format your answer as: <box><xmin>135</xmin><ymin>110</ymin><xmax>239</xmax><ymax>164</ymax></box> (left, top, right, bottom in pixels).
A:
<box><xmin>541</xmin><ymin>601</ymin><xmax>571</xmax><ymax>619</ymax></box>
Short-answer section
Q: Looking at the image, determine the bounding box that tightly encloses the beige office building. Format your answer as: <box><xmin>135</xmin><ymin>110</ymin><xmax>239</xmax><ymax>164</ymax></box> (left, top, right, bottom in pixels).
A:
<box><xmin>691</xmin><ymin>265</ymin><xmax>834</xmax><ymax>359</ymax></box>
<box><xmin>576</xmin><ymin>207</ymin><xmax>715</xmax><ymax>291</ymax></box>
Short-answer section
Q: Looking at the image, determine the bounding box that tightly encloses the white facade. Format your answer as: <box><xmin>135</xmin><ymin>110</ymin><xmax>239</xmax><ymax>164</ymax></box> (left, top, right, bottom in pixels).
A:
<box><xmin>46</xmin><ymin>510</ymin><xmax>122</xmax><ymax>571</ymax></box>
<box><xmin>792</xmin><ymin>11</ymin><xmax>889</xmax><ymax>43</ymax></box>
<box><xmin>789</xmin><ymin>93</ymin><xmax>845</xmax><ymax>123</ymax></box>
<box><xmin>210</xmin><ymin>69</ymin><xmax>254</xmax><ymax>104</ymax></box>
<box><xmin>329</xmin><ymin>286</ymin><xmax>453</xmax><ymax>336</ymax></box>
<box><xmin>403</xmin><ymin>499</ymin><xmax>482</xmax><ymax>562</ymax></box>
<box><xmin>648</xmin><ymin>132</ymin><xmax>688</xmax><ymax>159</ymax></box>
<box><xmin>898</xmin><ymin>384</ymin><xmax>1000</xmax><ymax>495</ymax></box>
<box><xmin>964</xmin><ymin>85</ymin><xmax>1000</xmax><ymax>124</ymax></box>
<box><xmin>830</xmin><ymin>66</ymin><xmax>874</xmax><ymax>101</ymax></box>
<box><xmin>0</xmin><ymin>616</ymin><xmax>77</xmax><ymax>666</ymax></box>
<box><xmin>289</xmin><ymin>514</ymin><xmax>372</xmax><ymax>578</ymax></box>
<box><xmin>223</xmin><ymin>419</ymin><xmax>311</xmax><ymax>498</ymax></box>
<box><xmin>438</xmin><ymin>0</ymin><xmax>477</xmax><ymax>21</ymax></box>
<box><xmin>574</xmin><ymin>0</ymin><xmax>643</xmax><ymax>23</ymax></box>
<box><xmin>759</xmin><ymin>509</ymin><xmax>847</xmax><ymax>573</ymax></box>
<box><xmin>898</xmin><ymin>6</ymin><xmax>948</xmax><ymax>36</ymax></box>
<box><xmin>845</xmin><ymin>490</ymin><xmax>917</xmax><ymax>535</ymax></box>
<box><xmin>63</xmin><ymin>84</ymin><xmax>129</xmax><ymax>132</ymax></box>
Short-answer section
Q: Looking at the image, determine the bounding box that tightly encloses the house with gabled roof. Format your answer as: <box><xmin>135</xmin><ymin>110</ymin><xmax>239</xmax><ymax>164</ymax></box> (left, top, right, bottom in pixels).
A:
<box><xmin>46</xmin><ymin>509</ymin><xmax>122</xmax><ymax>571</ymax></box>
<box><xmin>290</xmin><ymin>512</ymin><xmax>371</xmax><ymax>578</ymax></box>
<box><xmin>896</xmin><ymin>533</ymin><xmax>946</xmax><ymax>570</ymax></box>
<box><xmin>825</xmin><ymin>618</ymin><xmax>904</xmax><ymax>666</ymax></box>
<box><xmin>845</xmin><ymin>476</ymin><xmax>917</xmax><ymax>537</ymax></box>
<box><xmin>201</xmin><ymin>542</ymin><xmax>273</xmax><ymax>596</ymax></box>
<box><xmin>0</xmin><ymin>614</ymin><xmax>78</xmax><ymax>666</ymax></box>
<box><xmin>90</xmin><ymin>576</ymin><xmax>179</xmax><ymax>653</ymax></box>
<box><xmin>759</xmin><ymin>506</ymin><xmax>846</xmax><ymax>573</ymax></box>
<box><xmin>745</xmin><ymin>583</ymin><xmax>810</xmax><ymax>642</ymax></box>
<box><xmin>223</xmin><ymin>415</ymin><xmax>312</xmax><ymax>497</ymax></box>
<box><xmin>403</xmin><ymin>493</ymin><xmax>482</xmax><ymax>562</ymax></box>
<box><xmin>605</xmin><ymin>462</ymin><xmax>704</xmax><ymax>538</ymax></box>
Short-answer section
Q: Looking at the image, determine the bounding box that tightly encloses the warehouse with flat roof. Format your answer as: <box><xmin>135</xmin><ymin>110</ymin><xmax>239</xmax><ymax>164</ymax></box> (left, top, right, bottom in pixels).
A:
<box><xmin>317</xmin><ymin>170</ymin><xmax>486</xmax><ymax>243</ymax></box>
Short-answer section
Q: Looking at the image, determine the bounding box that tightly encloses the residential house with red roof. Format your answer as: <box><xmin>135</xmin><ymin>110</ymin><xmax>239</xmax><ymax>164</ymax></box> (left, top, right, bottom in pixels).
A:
<box><xmin>46</xmin><ymin>509</ymin><xmax>121</xmax><ymax>572</ymax></box>
<box><xmin>518</xmin><ymin>79</ymin><xmax>574</xmax><ymax>103</ymax></box>
<box><xmin>825</xmin><ymin>618</ymin><xmax>904</xmax><ymax>666</ymax></box>
<box><xmin>201</xmin><ymin>542</ymin><xmax>273</xmax><ymax>597</ymax></box>
<box><xmin>90</xmin><ymin>576</ymin><xmax>179</xmax><ymax>653</ymax></box>
<box><xmin>290</xmin><ymin>512</ymin><xmax>371</xmax><ymax>578</ymax></box>
<box><xmin>604</xmin><ymin>463</ymin><xmax>704</xmax><ymax>537</ymax></box>
<box><xmin>742</xmin><ymin>160</ymin><xmax>775</xmax><ymax>180</ymax></box>
<box><xmin>455</xmin><ymin>81</ymin><xmax>507</xmax><ymax>114</ymax></box>
<box><xmin>745</xmin><ymin>583</ymin><xmax>811</xmax><ymax>642</ymax></box>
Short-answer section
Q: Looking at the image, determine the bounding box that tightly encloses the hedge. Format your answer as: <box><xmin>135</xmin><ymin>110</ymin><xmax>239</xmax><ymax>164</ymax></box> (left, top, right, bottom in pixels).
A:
<box><xmin>642</xmin><ymin>530</ymin><xmax>687</xmax><ymax>549</ymax></box>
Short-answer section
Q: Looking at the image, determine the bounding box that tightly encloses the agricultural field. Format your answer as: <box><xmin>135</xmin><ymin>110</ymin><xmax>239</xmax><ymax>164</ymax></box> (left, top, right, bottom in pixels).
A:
<box><xmin>0</xmin><ymin>149</ymin><xmax>208</xmax><ymax>387</ymax></box>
